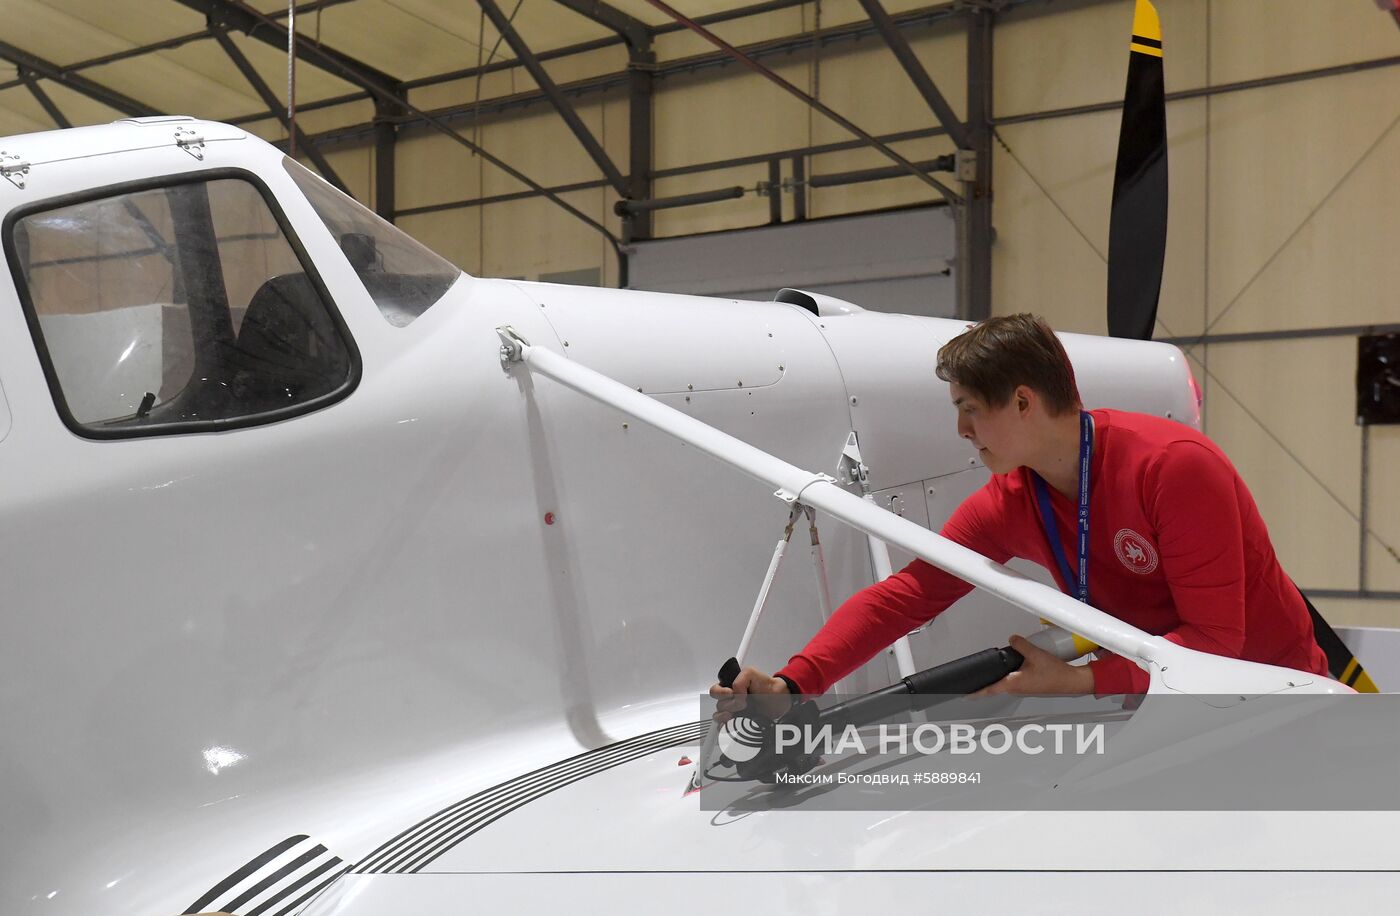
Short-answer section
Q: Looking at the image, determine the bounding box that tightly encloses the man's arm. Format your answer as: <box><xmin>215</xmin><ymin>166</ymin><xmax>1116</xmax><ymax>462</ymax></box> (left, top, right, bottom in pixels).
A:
<box><xmin>1089</xmin><ymin>441</ymin><xmax>1248</xmax><ymax>695</ymax></box>
<box><xmin>776</xmin><ymin>486</ymin><xmax>1011</xmax><ymax>695</ymax></box>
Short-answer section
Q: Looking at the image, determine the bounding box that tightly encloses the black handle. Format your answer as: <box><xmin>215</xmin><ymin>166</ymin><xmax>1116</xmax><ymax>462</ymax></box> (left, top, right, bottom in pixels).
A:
<box><xmin>902</xmin><ymin>646</ymin><xmax>1024</xmax><ymax>695</ymax></box>
<box><xmin>722</xmin><ymin>644</ymin><xmax>1029</xmax><ymax>784</ymax></box>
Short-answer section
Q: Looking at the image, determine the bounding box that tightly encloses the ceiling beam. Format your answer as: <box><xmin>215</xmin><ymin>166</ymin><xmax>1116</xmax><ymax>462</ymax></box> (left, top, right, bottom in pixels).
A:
<box><xmin>210</xmin><ymin>28</ymin><xmax>349</xmax><ymax>193</ymax></box>
<box><xmin>855</xmin><ymin>0</ymin><xmax>971</xmax><ymax>150</ymax></box>
<box><xmin>478</xmin><ymin>0</ymin><xmax>628</xmax><ymax>197</ymax></box>
<box><xmin>0</xmin><ymin>40</ymin><xmax>159</xmax><ymax>118</ymax></box>
<box><xmin>0</xmin><ymin>0</ymin><xmax>356</xmax><ymax>98</ymax></box>
<box><xmin>18</xmin><ymin>72</ymin><xmax>72</xmax><ymax>129</ymax></box>
<box><xmin>550</xmin><ymin>0</ymin><xmax>650</xmax><ymax>50</ymax></box>
<box><xmin>173</xmin><ymin>0</ymin><xmax>402</xmax><ymax>100</ymax></box>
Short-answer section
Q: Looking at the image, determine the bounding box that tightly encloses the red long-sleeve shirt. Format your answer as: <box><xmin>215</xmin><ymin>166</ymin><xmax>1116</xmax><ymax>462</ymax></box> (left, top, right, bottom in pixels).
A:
<box><xmin>777</xmin><ymin>408</ymin><xmax>1328</xmax><ymax>696</ymax></box>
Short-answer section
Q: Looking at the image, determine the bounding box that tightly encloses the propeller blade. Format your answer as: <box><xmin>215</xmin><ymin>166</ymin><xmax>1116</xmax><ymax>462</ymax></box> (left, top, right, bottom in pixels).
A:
<box><xmin>1107</xmin><ymin>0</ymin><xmax>1168</xmax><ymax>340</ymax></box>
<box><xmin>1298</xmin><ymin>585</ymin><xmax>1380</xmax><ymax>693</ymax></box>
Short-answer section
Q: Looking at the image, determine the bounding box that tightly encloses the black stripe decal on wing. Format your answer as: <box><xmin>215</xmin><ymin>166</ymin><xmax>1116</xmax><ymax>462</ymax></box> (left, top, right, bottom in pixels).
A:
<box><xmin>355</xmin><ymin>720</ymin><xmax>704</xmax><ymax>874</ymax></box>
<box><xmin>384</xmin><ymin>722</ymin><xmax>709</xmax><ymax>874</ymax></box>
<box><xmin>185</xmin><ymin>835</ymin><xmax>309</xmax><ymax>914</ymax></box>
<box><xmin>223</xmin><ymin>846</ymin><xmax>328</xmax><ymax>914</ymax></box>
<box><xmin>269</xmin><ymin>864</ymin><xmax>354</xmax><ymax>916</ymax></box>
<box><xmin>245</xmin><ymin>858</ymin><xmax>343</xmax><ymax>916</ymax></box>
<box><xmin>395</xmin><ymin>723</ymin><xmax>709</xmax><ymax>874</ymax></box>
<box><xmin>185</xmin><ymin>835</ymin><xmax>346</xmax><ymax>916</ymax></box>
<box><xmin>356</xmin><ymin>719</ymin><xmax>708</xmax><ymax>875</ymax></box>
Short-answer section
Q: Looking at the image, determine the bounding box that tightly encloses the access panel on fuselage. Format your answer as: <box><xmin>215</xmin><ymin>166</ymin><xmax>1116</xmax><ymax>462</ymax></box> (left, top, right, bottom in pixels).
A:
<box><xmin>816</xmin><ymin>311</ymin><xmax>977</xmax><ymax>492</ymax></box>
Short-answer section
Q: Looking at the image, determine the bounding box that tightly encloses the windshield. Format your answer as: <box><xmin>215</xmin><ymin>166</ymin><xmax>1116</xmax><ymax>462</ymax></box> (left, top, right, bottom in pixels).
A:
<box><xmin>283</xmin><ymin>158</ymin><xmax>462</xmax><ymax>327</ymax></box>
<box><xmin>12</xmin><ymin>175</ymin><xmax>355</xmax><ymax>436</ymax></box>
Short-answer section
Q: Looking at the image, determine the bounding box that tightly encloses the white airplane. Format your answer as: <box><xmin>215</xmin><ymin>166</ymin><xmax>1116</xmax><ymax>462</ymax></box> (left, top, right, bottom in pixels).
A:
<box><xmin>0</xmin><ymin>8</ymin><xmax>1389</xmax><ymax>915</ymax></box>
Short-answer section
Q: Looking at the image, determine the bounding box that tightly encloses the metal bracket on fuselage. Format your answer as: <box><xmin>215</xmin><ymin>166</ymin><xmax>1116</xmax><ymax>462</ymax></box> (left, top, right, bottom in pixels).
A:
<box><xmin>497</xmin><ymin>326</ymin><xmax>530</xmax><ymax>366</ymax></box>
<box><xmin>836</xmin><ymin>431</ymin><xmax>870</xmax><ymax>493</ymax></box>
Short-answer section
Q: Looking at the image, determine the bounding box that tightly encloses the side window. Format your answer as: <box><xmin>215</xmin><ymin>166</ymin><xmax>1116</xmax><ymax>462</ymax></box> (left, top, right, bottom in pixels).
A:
<box><xmin>11</xmin><ymin>175</ymin><xmax>355</xmax><ymax>437</ymax></box>
<box><xmin>283</xmin><ymin>158</ymin><xmax>462</xmax><ymax>327</ymax></box>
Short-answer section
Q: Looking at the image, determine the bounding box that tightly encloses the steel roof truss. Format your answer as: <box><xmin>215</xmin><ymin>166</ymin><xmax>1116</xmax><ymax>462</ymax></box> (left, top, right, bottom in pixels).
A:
<box><xmin>0</xmin><ymin>40</ymin><xmax>159</xmax><ymax>118</ymax></box>
<box><xmin>856</xmin><ymin>0</ymin><xmax>971</xmax><ymax>150</ymax></box>
<box><xmin>477</xmin><ymin>0</ymin><xmax>628</xmax><ymax>197</ymax></box>
<box><xmin>18</xmin><ymin>72</ymin><xmax>72</xmax><ymax>130</ymax></box>
<box><xmin>210</xmin><ymin>27</ymin><xmax>349</xmax><ymax>193</ymax></box>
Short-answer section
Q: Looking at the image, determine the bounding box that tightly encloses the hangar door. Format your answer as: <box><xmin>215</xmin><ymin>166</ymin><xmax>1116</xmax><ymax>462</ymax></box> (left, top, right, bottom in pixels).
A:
<box><xmin>626</xmin><ymin>206</ymin><xmax>956</xmax><ymax>318</ymax></box>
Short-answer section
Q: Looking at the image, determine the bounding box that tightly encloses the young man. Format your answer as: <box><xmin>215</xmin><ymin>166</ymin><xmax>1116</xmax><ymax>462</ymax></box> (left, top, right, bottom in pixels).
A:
<box><xmin>715</xmin><ymin>314</ymin><xmax>1328</xmax><ymax>708</ymax></box>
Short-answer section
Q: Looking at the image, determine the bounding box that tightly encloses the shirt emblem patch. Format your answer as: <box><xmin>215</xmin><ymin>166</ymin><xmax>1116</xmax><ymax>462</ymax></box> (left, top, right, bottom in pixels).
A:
<box><xmin>1114</xmin><ymin>528</ymin><xmax>1159</xmax><ymax>575</ymax></box>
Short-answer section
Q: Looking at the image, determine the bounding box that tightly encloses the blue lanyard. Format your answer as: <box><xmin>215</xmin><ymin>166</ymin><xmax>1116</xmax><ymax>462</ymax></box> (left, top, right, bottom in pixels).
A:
<box><xmin>1032</xmin><ymin>411</ymin><xmax>1093</xmax><ymax>604</ymax></box>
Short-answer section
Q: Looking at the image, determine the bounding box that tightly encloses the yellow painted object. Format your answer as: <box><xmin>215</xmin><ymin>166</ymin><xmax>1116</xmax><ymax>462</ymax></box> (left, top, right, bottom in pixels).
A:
<box><xmin>1130</xmin><ymin>0</ymin><xmax>1164</xmax><ymax>57</ymax></box>
<box><xmin>1036</xmin><ymin>619</ymin><xmax>1100</xmax><ymax>659</ymax></box>
<box><xmin>1341</xmin><ymin>657</ymin><xmax>1380</xmax><ymax>693</ymax></box>
<box><xmin>1069</xmin><ymin>631</ymin><xmax>1101</xmax><ymax>657</ymax></box>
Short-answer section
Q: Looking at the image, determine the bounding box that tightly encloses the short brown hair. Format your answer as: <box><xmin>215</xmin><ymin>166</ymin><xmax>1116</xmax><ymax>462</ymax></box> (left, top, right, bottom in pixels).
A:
<box><xmin>935</xmin><ymin>314</ymin><xmax>1081</xmax><ymax>415</ymax></box>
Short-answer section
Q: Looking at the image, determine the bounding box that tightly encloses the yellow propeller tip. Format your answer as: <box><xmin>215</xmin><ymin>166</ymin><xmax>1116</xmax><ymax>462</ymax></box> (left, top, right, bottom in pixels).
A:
<box><xmin>1133</xmin><ymin>0</ymin><xmax>1163</xmax><ymax>43</ymax></box>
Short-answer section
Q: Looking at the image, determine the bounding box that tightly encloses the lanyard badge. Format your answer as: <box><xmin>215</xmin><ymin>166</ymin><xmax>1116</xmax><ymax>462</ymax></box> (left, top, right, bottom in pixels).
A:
<box><xmin>1032</xmin><ymin>411</ymin><xmax>1093</xmax><ymax>604</ymax></box>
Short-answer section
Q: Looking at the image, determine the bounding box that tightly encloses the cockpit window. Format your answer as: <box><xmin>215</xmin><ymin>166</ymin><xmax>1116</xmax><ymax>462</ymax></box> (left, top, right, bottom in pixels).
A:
<box><xmin>283</xmin><ymin>158</ymin><xmax>462</xmax><ymax>327</ymax></box>
<box><xmin>9</xmin><ymin>173</ymin><xmax>357</xmax><ymax>438</ymax></box>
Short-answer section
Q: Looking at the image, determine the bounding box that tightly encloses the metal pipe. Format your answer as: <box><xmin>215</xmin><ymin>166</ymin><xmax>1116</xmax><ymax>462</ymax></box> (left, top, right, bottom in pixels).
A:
<box><xmin>741</xmin><ymin>532</ymin><xmax>794</xmax><ymax>665</ymax></box>
<box><xmin>807</xmin><ymin>156</ymin><xmax>954</xmax><ymax>188</ymax></box>
<box><xmin>1159</xmin><ymin>322</ymin><xmax>1400</xmax><ymax>348</ymax></box>
<box><xmin>863</xmin><ymin>494</ymin><xmax>917</xmax><ymax>679</ymax></box>
<box><xmin>614</xmin><ymin>186</ymin><xmax>744</xmax><ymax>214</ymax></box>
<box><xmin>689</xmin><ymin>522</ymin><xmax>793</xmax><ymax>790</ymax></box>
<box><xmin>395</xmin><ymin>178</ymin><xmax>611</xmax><ymax>218</ymax></box>
<box><xmin>651</xmin><ymin>126</ymin><xmax>948</xmax><ymax>180</ymax></box>
<box><xmin>501</xmin><ymin>328</ymin><xmax>1168</xmax><ymax>667</ymax></box>
<box><xmin>807</xmin><ymin>511</ymin><xmax>835</xmax><ymax>625</ymax></box>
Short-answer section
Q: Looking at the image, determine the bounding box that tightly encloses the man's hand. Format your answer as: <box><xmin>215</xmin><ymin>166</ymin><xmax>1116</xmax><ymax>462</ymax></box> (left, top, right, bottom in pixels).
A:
<box><xmin>972</xmin><ymin>634</ymin><xmax>1095</xmax><ymax>697</ymax></box>
<box><xmin>709</xmin><ymin>666</ymin><xmax>792</xmax><ymax>722</ymax></box>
